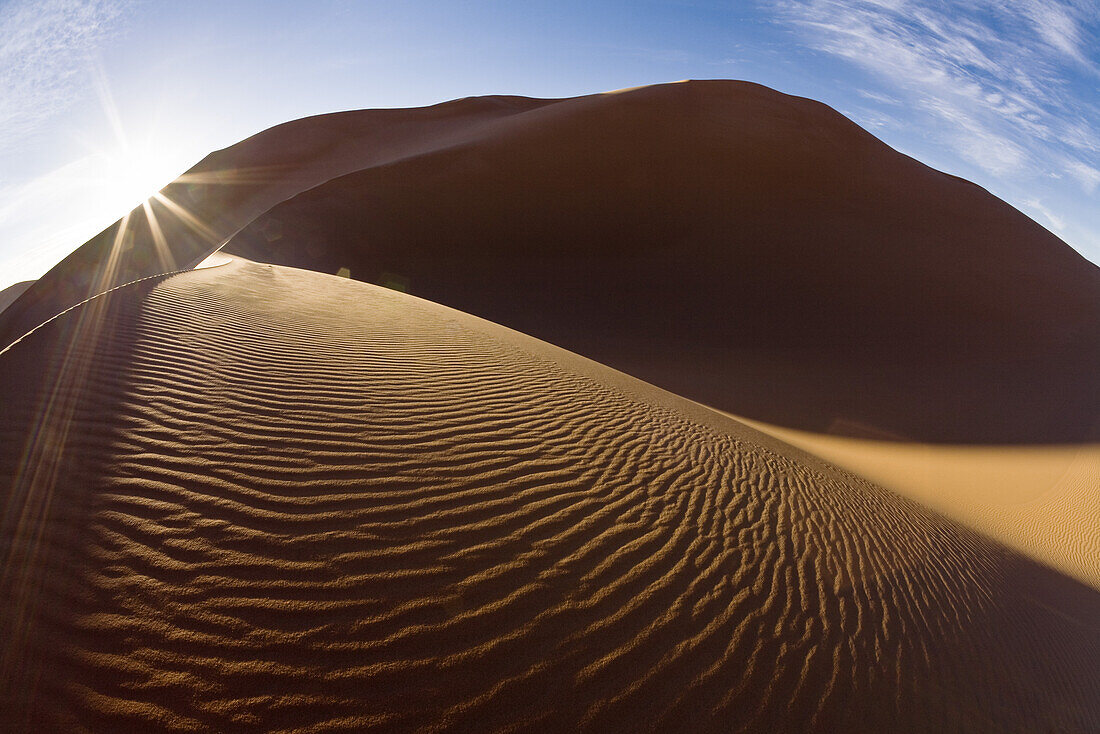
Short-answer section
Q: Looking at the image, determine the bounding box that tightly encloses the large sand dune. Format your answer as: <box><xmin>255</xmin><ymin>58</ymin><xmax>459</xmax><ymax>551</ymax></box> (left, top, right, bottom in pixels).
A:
<box><xmin>4</xmin><ymin>81</ymin><xmax>1095</xmax><ymax>443</ymax></box>
<box><xmin>2</xmin><ymin>258</ymin><xmax>1097</xmax><ymax>732</ymax></box>
<box><xmin>218</xmin><ymin>80</ymin><xmax>1099</xmax><ymax>444</ymax></box>
<box><xmin>2</xmin><ymin>80</ymin><xmax>1098</xmax><ymax>732</ymax></box>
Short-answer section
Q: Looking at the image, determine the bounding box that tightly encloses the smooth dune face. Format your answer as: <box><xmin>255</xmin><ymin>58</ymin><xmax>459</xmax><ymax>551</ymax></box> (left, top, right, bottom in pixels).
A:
<box><xmin>0</xmin><ymin>281</ymin><xmax>34</xmax><ymax>315</ymax></box>
<box><xmin>2</xmin><ymin>259</ymin><xmax>1097</xmax><ymax>732</ymax></box>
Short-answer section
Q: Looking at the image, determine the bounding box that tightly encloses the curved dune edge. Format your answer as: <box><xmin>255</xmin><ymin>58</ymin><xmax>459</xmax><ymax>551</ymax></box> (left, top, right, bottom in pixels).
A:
<box><xmin>1</xmin><ymin>258</ymin><xmax>1097</xmax><ymax>732</ymax></box>
<box><xmin>193</xmin><ymin>251</ymin><xmax>234</xmax><ymax>269</ymax></box>
<box><xmin>720</xmin><ymin>414</ymin><xmax>1100</xmax><ymax>590</ymax></box>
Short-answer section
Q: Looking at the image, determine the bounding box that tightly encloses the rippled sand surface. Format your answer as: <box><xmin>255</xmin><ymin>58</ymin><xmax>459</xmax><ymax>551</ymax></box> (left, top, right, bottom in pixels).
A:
<box><xmin>2</xmin><ymin>258</ymin><xmax>1096</xmax><ymax>732</ymax></box>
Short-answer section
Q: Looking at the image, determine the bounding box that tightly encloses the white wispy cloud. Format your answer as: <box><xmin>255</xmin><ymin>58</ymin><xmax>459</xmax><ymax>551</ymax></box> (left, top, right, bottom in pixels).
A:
<box><xmin>1065</xmin><ymin>159</ymin><xmax>1100</xmax><ymax>193</ymax></box>
<box><xmin>0</xmin><ymin>0</ymin><xmax>133</xmax><ymax>154</ymax></box>
<box><xmin>1022</xmin><ymin>198</ymin><xmax>1068</xmax><ymax>234</ymax></box>
<box><xmin>772</xmin><ymin>0</ymin><xmax>1100</xmax><ymax>188</ymax></box>
<box><xmin>1018</xmin><ymin>0</ymin><xmax>1091</xmax><ymax>64</ymax></box>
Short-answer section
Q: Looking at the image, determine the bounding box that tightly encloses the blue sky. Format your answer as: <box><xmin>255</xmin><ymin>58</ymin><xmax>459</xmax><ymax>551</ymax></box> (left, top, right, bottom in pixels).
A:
<box><xmin>1</xmin><ymin>0</ymin><xmax>1097</xmax><ymax>289</ymax></box>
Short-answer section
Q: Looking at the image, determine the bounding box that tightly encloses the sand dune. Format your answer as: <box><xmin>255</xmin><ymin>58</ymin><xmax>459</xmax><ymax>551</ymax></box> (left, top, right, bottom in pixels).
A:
<box><xmin>2</xmin><ymin>258</ymin><xmax>1097</xmax><ymax>732</ymax></box>
<box><xmin>5</xmin><ymin>81</ymin><xmax>1096</xmax><ymax>443</ymax></box>
<box><xmin>219</xmin><ymin>80</ymin><xmax>1100</xmax><ymax>444</ymax></box>
<box><xmin>2</xmin><ymin>80</ymin><xmax>1098</xmax><ymax>732</ymax></box>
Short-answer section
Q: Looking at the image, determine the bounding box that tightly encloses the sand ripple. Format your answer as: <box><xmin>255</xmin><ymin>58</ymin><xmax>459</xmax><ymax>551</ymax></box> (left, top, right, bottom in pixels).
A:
<box><xmin>2</xmin><ymin>259</ymin><xmax>1097</xmax><ymax>732</ymax></box>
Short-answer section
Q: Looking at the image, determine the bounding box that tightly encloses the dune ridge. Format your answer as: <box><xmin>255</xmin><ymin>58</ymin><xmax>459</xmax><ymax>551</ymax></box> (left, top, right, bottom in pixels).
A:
<box><xmin>2</xmin><ymin>258</ymin><xmax>1096</xmax><ymax>732</ymax></box>
<box><xmin>0</xmin><ymin>282</ymin><xmax>34</xmax><ymax>316</ymax></box>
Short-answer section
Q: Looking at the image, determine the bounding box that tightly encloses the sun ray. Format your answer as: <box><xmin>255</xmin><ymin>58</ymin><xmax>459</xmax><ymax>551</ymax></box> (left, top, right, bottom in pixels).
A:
<box><xmin>152</xmin><ymin>192</ymin><xmax>223</xmax><ymax>246</ymax></box>
<box><xmin>141</xmin><ymin>199</ymin><xmax>176</xmax><ymax>271</ymax></box>
<box><xmin>174</xmin><ymin>164</ymin><xmax>295</xmax><ymax>186</ymax></box>
<box><xmin>92</xmin><ymin>211</ymin><xmax>133</xmax><ymax>295</ymax></box>
<box><xmin>92</xmin><ymin>62</ymin><xmax>129</xmax><ymax>152</ymax></box>
<box><xmin>0</xmin><ymin>214</ymin><xmax>134</xmax><ymax>693</ymax></box>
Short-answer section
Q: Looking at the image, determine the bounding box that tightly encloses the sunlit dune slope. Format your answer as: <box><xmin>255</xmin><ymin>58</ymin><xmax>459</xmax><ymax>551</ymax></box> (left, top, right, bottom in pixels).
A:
<box><xmin>2</xmin><ymin>258</ymin><xmax>1097</xmax><ymax>732</ymax></box>
<box><xmin>722</xmin><ymin>413</ymin><xmax>1100</xmax><ymax>588</ymax></box>
<box><xmin>219</xmin><ymin>80</ymin><xmax>1099</xmax><ymax>444</ymax></box>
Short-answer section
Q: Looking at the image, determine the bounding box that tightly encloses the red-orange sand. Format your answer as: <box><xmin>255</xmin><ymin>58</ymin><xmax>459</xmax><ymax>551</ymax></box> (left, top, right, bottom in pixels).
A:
<box><xmin>2</xmin><ymin>81</ymin><xmax>1098</xmax><ymax>732</ymax></box>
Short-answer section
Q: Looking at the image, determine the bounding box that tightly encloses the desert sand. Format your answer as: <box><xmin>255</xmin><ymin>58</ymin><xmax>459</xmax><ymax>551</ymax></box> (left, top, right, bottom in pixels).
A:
<box><xmin>2</xmin><ymin>81</ymin><xmax>1098</xmax><ymax>732</ymax></box>
<box><xmin>1</xmin><ymin>257</ymin><xmax>1096</xmax><ymax>731</ymax></box>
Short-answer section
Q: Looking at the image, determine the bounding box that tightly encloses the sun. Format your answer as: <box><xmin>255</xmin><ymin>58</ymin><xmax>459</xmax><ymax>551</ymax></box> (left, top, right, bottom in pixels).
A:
<box><xmin>94</xmin><ymin>137</ymin><xmax>189</xmax><ymax>218</ymax></box>
<box><xmin>87</xmin><ymin>68</ymin><xmax>198</xmax><ymax>221</ymax></box>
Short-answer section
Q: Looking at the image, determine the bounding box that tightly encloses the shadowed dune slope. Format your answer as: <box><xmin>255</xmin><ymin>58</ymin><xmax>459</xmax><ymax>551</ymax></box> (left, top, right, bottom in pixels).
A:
<box><xmin>221</xmin><ymin>80</ymin><xmax>1100</xmax><ymax>443</ymax></box>
<box><xmin>2</xmin><ymin>258</ymin><xmax>1097</xmax><ymax>732</ymax></box>
<box><xmin>0</xmin><ymin>282</ymin><xmax>34</xmax><ymax>316</ymax></box>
